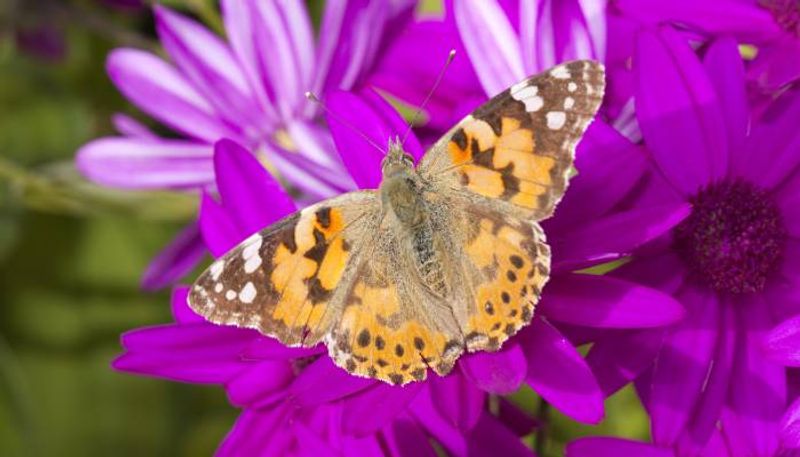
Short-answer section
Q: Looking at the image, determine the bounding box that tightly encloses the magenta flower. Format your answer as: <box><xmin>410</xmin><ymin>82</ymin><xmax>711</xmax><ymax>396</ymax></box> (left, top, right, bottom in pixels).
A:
<box><xmin>574</xmin><ymin>31</ymin><xmax>800</xmax><ymax>456</ymax></box>
<box><xmin>612</xmin><ymin>0</ymin><xmax>800</xmax><ymax>92</ymax></box>
<box><xmin>75</xmin><ymin>0</ymin><xmax>414</xmax><ymax>289</ymax></box>
<box><xmin>373</xmin><ymin>0</ymin><xmax>606</xmax><ymax>134</ymax></box>
<box><xmin>114</xmin><ymin>67</ymin><xmax>686</xmax><ymax>452</ymax></box>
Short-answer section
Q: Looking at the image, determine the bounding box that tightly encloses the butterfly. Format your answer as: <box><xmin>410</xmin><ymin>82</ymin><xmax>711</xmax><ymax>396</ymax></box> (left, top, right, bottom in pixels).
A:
<box><xmin>189</xmin><ymin>60</ymin><xmax>605</xmax><ymax>385</ymax></box>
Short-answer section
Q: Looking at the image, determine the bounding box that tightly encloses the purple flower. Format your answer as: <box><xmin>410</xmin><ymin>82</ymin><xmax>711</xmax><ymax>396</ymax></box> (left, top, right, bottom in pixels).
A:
<box><xmin>612</xmin><ymin>0</ymin><xmax>800</xmax><ymax>93</ymax></box>
<box><xmin>576</xmin><ymin>30</ymin><xmax>800</xmax><ymax>455</ymax></box>
<box><xmin>75</xmin><ymin>0</ymin><xmax>414</xmax><ymax>289</ymax></box>
<box><xmin>114</xmin><ymin>67</ymin><xmax>686</xmax><ymax>451</ymax></box>
<box><xmin>372</xmin><ymin>0</ymin><xmax>606</xmax><ymax>134</ymax></box>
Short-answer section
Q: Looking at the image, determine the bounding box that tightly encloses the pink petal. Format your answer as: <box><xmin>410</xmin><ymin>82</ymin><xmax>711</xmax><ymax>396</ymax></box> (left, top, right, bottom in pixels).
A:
<box><xmin>521</xmin><ymin>318</ymin><xmax>604</xmax><ymax>424</ymax></box>
<box><xmin>140</xmin><ymin>222</ymin><xmax>206</xmax><ymax>290</ymax></box>
<box><xmin>765</xmin><ymin>314</ymin><xmax>800</xmax><ymax>366</ymax></box>
<box><xmin>154</xmin><ymin>6</ymin><xmax>263</xmax><ymax>131</ymax></box>
<box><xmin>77</xmin><ymin>137</ymin><xmax>214</xmax><ymax>189</ymax></box>
<box><xmin>429</xmin><ymin>371</ymin><xmax>485</xmax><ymax>431</ymax></box>
<box><xmin>170</xmin><ymin>286</ymin><xmax>205</xmax><ymax>325</ymax></box>
<box><xmin>635</xmin><ymin>27</ymin><xmax>728</xmax><ymax>196</ymax></box>
<box><xmin>461</xmin><ymin>342</ymin><xmax>528</xmax><ymax>394</ymax></box>
<box><xmin>586</xmin><ymin>330</ymin><xmax>665</xmax><ymax>396</ymax></box>
<box><xmin>106</xmin><ymin>48</ymin><xmax>237</xmax><ymax>142</ymax></box>
<box><xmin>342</xmin><ymin>382</ymin><xmax>423</xmax><ymax>435</ymax></box>
<box><xmin>648</xmin><ymin>285</ymin><xmax>719</xmax><ymax>445</ymax></box>
<box><xmin>454</xmin><ymin>0</ymin><xmax>525</xmax><ymax>96</ymax></box>
<box><xmin>213</xmin><ymin>139</ymin><xmax>296</xmax><ymax>235</ymax></box>
<box><xmin>567</xmin><ymin>437</ymin><xmax>674</xmax><ymax>457</ymax></box>
<box><xmin>552</xmin><ymin>201</ymin><xmax>690</xmax><ymax>271</ymax></box>
<box><xmin>542</xmin><ymin>274</ymin><xmax>685</xmax><ymax>328</ymax></box>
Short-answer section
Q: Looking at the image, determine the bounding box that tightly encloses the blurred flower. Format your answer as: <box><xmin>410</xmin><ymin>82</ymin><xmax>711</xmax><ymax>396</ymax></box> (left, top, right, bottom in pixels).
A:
<box><xmin>115</xmin><ymin>83</ymin><xmax>685</xmax><ymax>453</ymax></box>
<box><xmin>577</xmin><ymin>31</ymin><xmax>800</xmax><ymax>455</ymax></box>
<box><xmin>611</xmin><ymin>0</ymin><xmax>800</xmax><ymax>93</ymax></box>
<box><xmin>76</xmin><ymin>0</ymin><xmax>415</xmax><ymax>289</ymax></box>
<box><xmin>372</xmin><ymin>0</ymin><xmax>607</xmax><ymax>134</ymax></box>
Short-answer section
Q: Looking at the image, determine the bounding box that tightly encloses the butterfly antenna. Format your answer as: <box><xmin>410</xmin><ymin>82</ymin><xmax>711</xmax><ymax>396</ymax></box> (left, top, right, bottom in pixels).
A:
<box><xmin>305</xmin><ymin>91</ymin><xmax>387</xmax><ymax>155</ymax></box>
<box><xmin>400</xmin><ymin>49</ymin><xmax>457</xmax><ymax>147</ymax></box>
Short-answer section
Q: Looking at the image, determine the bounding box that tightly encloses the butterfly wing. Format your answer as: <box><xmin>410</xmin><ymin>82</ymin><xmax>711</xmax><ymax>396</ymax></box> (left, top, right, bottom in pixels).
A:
<box><xmin>448</xmin><ymin>195</ymin><xmax>551</xmax><ymax>352</ymax></box>
<box><xmin>189</xmin><ymin>191</ymin><xmax>380</xmax><ymax>347</ymax></box>
<box><xmin>418</xmin><ymin>60</ymin><xmax>605</xmax><ymax>220</ymax></box>
<box><xmin>327</xmin><ymin>223</ymin><xmax>465</xmax><ymax>385</ymax></box>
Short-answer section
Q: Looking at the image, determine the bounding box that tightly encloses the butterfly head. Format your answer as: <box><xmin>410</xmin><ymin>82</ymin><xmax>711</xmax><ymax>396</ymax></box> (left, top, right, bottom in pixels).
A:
<box><xmin>381</xmin><ymin>137</ymin><xmax>415</xmax><ymax>179</ymax></box>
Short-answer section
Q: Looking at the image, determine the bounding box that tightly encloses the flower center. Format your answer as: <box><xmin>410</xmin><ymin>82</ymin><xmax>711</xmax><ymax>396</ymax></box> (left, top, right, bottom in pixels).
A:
<box><xmin>761</xmin><ymin>0</ymin><xmax>800</xmax><ymax>37</ymax></box>
<box><xmin>673</xmin><ymin>180</ymin><xmax>786</xmax><ymax>294</ymax></box>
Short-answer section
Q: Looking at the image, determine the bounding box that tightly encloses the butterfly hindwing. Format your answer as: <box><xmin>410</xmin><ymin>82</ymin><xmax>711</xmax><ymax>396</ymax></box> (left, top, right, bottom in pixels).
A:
<box><xmin>449</xmin><ymin>198</ymin><xmax>551</xmax><ymax>352</ymax></box>
<box><xmin>419</xmin><ymin>60</ymin><xmax>605</xmax><ymax>219</ymax></box>
<box><xmin>189</xmin><ymin>191</ymin><xmax>379</xmax><ymax>346</ymax></box>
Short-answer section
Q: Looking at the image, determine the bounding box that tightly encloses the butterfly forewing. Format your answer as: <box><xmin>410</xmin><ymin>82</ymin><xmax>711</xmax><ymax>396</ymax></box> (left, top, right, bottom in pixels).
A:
<box><xmin>419</xmin><ymin>60</ymin><xmax>606</xmax><ymax>220</ymax></box>
<box><xmin>189</xmin><ymin>191</ymin><xmax>379</xmax><ymax>346</ymax></box>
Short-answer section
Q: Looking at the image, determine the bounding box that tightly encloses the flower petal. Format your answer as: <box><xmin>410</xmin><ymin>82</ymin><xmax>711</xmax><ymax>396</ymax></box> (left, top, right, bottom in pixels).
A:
<box><xmin>214</xmin><ymin>139</ymin><xmax>296</xmax><ymax>236</ymax></box>
<box><xmin>106</xmin><ymin>48</ymin><xmax>237</xmax><ymax>142</ymax></box>
<box><xmin>76</xmin><ymin>137</ymin><xmax>214</xmax><ymax>189</ymax></box>
<box><xmin>171</xmin><ymin>286</ymin><xmax>205</xmax><ymax>325</ymax></box>
<box><xmin>409</xmin><ymin>387</ymin><xmax>468</xmax><ymax>456</ymax></box>
<box><xmin>542</xmin><ymin>274</ymin><xmax>685</xmax><ymax>328</ymax></box>
<box><xmin>225</xmin><ymin>360</ymin><xmax>294</xmax><ymax>407</ymax></box>
<box><xmin>743</xmin><ymin>88</ymin><xmax>800</xmax><ymax>188</ymax></box>
<box><xmin>461</xmin><ymin>342</ymin><xmax>528</xmax><ymax>394</ymax></box>
<box><xmin>521</xmin><ymin>318</ymin><xmax>604</xmax><ymax>424</ymax></box>
<box><xmin>765</xmin><ymin>314</ymin><xmax>800</xmax><ymax>365</ymax></box>
<box><xmin>551</xmin><ymin>201</ymin><xmax>690</xmax><ymax>271</ymax></box>
<box><xmin>648</xmin><ymin>284</ymin><xmax>719</xmax><ymax>445</ymax></box>
<box><xmin>567</xmin><ymin>437</ymin><xmax>674</xmax><ymax>457</ymax></box>
<box><xmin>587</xmin><ymin>330</ymin><xmax>665</xmax><ymax>396</ymax></box>
<box><xmin>468</xmin><ymin>413</ymin><xmax>535</xmax><ymax>457</ymax></box>
<box><xmin>383</xmin><ymin>414</ymin><xmax>438</xmax><ymax>457</ymax></box>
<box><xmin>199</xmin><ymin>192</ymin><xmax>240</xmax><ymax>257</ymax></box>
<box><xmin>327</xmin><ymin>90</ymin><xmax>401</xmax><ymax>189</ymax></box>
<box><xmin>429</xmin><ymin>371</ymin><xmax>485</xmax><ymax>431</ymax></box>
<box><xmin>454</xmin><ymin>0</ymin><xmax>525</xmax><ymax>96</ymax></box>
<box><xmin>549</xmin><ymin>120</ymin><xmax>648</xmax><ymax>228</ymax></box>
<box><xmin>615</xmin><ymin>0</ymin><xmax>782</xmax><ymax>42</ymax></box>
<box><xmin>703</xmin><ymin>37</ymin><xmax>748</xmax><ymax>168</ymax></box>
<box><xmin>635</xmin><ymin>27</ymin><xmax>728</xmax><ymax>196</ymax></box>
<box><xmin>288</xmin><ymin>356</ymin><xmax>374</xmax><ymax>406</ymax></box>
<box><xmin>140</xmin><ymin>222</ymin><xmax>206</xmax><ymax>290</ymax></box>
<box><xmin>781</xmin><ymin>396</ymin><xmax>800</xmax><ymax>449</ymax></box>
<box><xmin>342</xmin><ymin>382</ymin><xmax>423</xmax><ymax>435</ymax></box>
<box><xmin>720</xmin><ymin>298</ymin><xmax>785</xmax><ymax>456</ymax></box>
<box><xmin>114</xmin><ymin>324</ymin><xmax>254</xmax><ymax>383</ymax></box>
<box><xmin>154</xmin><ymin>6</ymin><xmax>263</xmax><ymax>132</ymax></box>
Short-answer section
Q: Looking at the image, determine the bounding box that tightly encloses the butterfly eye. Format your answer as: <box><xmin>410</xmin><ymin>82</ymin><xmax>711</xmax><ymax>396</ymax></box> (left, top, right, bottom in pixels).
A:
<box><xmin>402</xmin><ymin>154</ymin><xmax>414</xmax><ymax>167</ymax></box>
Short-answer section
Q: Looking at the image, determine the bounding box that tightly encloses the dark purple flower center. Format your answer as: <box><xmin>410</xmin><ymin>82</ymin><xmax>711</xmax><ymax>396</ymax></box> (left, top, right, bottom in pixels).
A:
<box><xmin>761</xmin><ymin>0</ymin><xmax>800</xmax><ymax>37</ymax></box>
<box><xmin>674</xmin><ymin>180</ymin><xmax>786</xmax><ymax>294</ymax></box>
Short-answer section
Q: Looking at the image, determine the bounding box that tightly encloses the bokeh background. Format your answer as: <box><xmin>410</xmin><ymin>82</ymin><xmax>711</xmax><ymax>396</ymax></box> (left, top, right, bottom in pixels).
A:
<box><xmin>0</xmin><ymin>1</ymin><xmax>647</xmax><ymax>455</ymax></box>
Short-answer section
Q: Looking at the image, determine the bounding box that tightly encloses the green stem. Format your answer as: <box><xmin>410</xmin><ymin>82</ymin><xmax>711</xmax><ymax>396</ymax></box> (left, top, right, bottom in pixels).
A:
<box><xmin>535</xmin><ymin>399</ymin><xmax>550</xmax><ymax>456</ymax></box>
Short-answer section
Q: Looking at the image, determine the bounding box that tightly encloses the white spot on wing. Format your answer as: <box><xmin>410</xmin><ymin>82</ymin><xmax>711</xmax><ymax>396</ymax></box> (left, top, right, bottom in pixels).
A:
<box><xmin>511</xmin><ymin>85</ymin><xmax>543</xmax><ymax>112</ymax></box>
<box><xmin>244</xmin><ymin>255</ymin><xmax>262</xmax><ymax>273</ymax></box>
<box><xmin>547</xmin><ymin>111</ymin><xmax>567</xmax><ymax>130</ymax></box>
<box><xmin>242</xmin><ymin>234</ymin><xmax>263</xmax><ymax>260</ymax></box>
<box><xmin>550</xmin><ymin>66</ymin><xmax>571</xmax><ymax>79</ymax></box>
<box><xmin>214</xmin><ymin>283</ymin><xmax>223</xmax><ymax>293</ymax></box>
<box><xmin>210</xmin><ymin>260</ymin><xmax>224</xmax><ymax>280</ymax></box>
<box><xmin>564</xmin><ymin>97</ymin><xmax>575</xmax><ymax>109</ymax></box>
<box><xmin>225</xmin><ymin>290</ymin><xmax>236</xmax><ymax>300</ymax></box>
<box><xmin>239</xmin><ymin>282</ymin><xmax>257</xmax><ymax>304</ymax></box>
<box><xmin>568</xmin><ymin>82</ymin><xmax>577</xmax><ymax>92</ymax></box>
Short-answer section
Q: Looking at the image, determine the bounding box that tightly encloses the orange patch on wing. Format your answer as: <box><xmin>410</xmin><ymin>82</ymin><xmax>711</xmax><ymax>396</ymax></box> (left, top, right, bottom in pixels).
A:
<box><xmin>464</xmin><ymin>219</ymin><xmax>548</xmax><ymax>351</ymax></box>
<box><xmin>316</xmin><ymin>237</ymin><xmax>348</xmax><ymax>290</ymax></box>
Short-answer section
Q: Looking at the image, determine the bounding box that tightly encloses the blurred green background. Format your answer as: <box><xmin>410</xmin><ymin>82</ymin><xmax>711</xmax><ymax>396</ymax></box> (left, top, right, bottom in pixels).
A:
<box><xmin>0</xmin><ymin>1</ymin><xmax>648</xmax><ymax>456</ymax></box>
